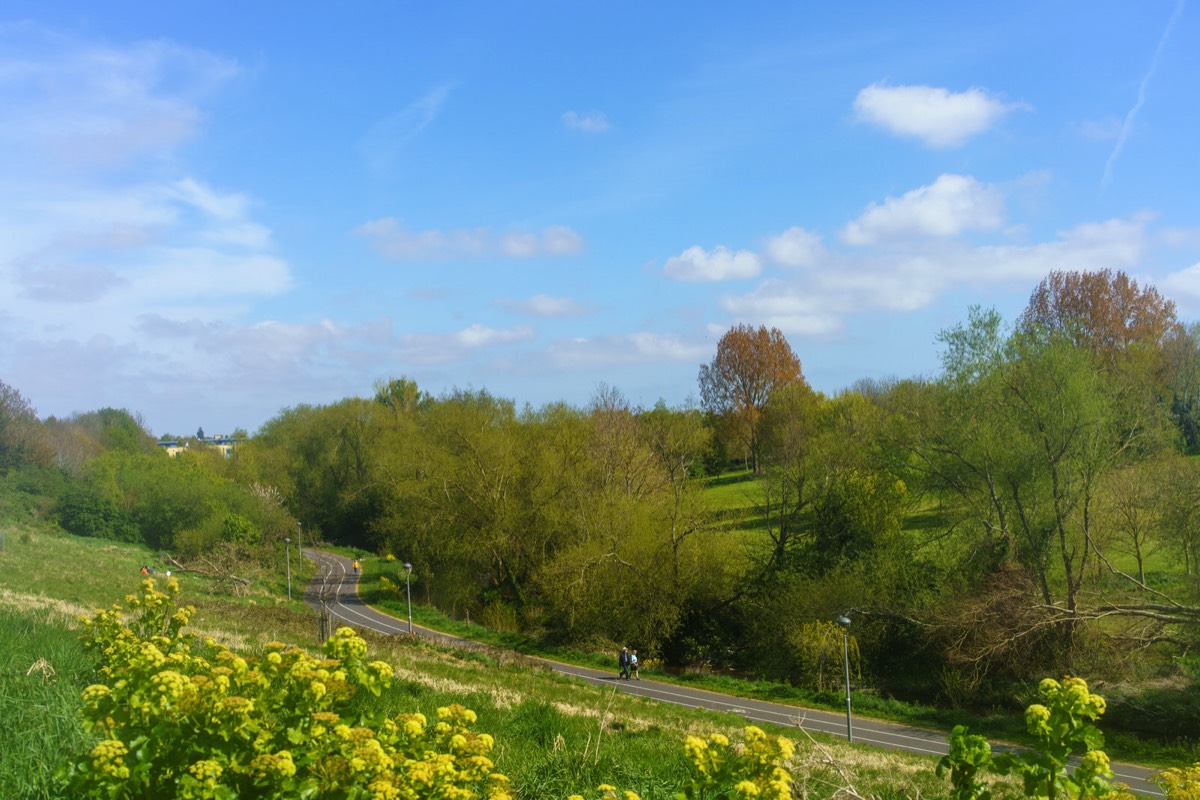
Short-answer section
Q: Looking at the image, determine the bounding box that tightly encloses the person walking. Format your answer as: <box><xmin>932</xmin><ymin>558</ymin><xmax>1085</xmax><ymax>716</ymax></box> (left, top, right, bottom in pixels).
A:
<box><xmin>352</xmin><ymin>559</ymin><xmax>360</xmax><ymax>575</ymax></box>
<box><xmin>630</xmin><ymin>649</ymin><xmax>640</xmax><ymax>680</ymax></box>
<box><xmin>618</xmin><ymin>646</ymin><xmax>630</xmax><ymax>680</ymax></box>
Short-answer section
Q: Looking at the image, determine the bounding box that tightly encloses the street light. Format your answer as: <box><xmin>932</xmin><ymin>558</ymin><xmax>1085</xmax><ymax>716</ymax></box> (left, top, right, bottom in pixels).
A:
<box><xmin>297</xmin><ymin>521</ymin><xmax>302</xmax><ymax>556</ymax></box>
<box><xmin>403</xmin><ymin>562</ymin><xmax>413</xmax><ymax>634</ymax></box>
<box><xmin>284</xmin><ymin>537</ymin><xmax>292</xmax><ymax>602</ymax></box>
<box><xmin>836</xmin><ymin>615</ymin><xmax>852</xmax><ymax>742</ymax></box>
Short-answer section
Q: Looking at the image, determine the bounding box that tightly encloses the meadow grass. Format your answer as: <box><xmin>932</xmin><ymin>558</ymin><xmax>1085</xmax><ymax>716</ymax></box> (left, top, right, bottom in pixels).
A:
<box><xmin>0</xmin><ymin>607</ymin><xmax>96</xmax><ymax>799</ymax></box>
<box><xmin>0</xmin><ymin>519</ymin><xmax>1003</xmax><ymax>799</ymax></box>
<box><xmin>2</xmin><ymin>512</ymin><xmax>1191</xmax><ymax>796</ymax></box>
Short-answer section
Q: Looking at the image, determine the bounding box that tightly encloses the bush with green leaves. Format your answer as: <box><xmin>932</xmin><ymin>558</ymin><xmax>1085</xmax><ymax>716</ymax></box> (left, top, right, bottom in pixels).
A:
<box><xmin>938</xmin><ymin>676</ymin><xmax>1124</xmax><ymax>800</ymax></box>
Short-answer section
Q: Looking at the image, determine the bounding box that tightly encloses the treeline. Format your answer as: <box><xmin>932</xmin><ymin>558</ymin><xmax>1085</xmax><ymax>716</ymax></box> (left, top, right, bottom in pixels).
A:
<box><xmin>2</xmin><ymin>269</ymin><xmax>1199</xmax><ymax>723</ymax></box>
<box><xmin>0</xmin><ymin>402</ymin><xmax>295</xmax><ymax>569</ymax></box>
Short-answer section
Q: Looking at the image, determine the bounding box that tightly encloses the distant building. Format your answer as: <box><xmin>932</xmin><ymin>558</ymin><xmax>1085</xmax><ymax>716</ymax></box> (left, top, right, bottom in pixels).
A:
<box><xmin>156</xmin><ymin>436</ymin><xmax>245</xmax><ymax>459</ymax></box>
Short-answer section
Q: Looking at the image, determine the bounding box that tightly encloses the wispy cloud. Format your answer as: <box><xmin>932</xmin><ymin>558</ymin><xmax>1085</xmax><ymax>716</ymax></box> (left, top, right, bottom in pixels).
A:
<box><xmin>853</xmin><ymin>83</ymin><xmax>1026</xmax><ymax>148</ymax></box>
<box><xmin>1101</xmin><ymin>0</ymin><xmax>1186</xmax><ymax>192</ymax></box>
<box><xmin>0</xmin><ymin>25</ymin><xmax>237</xmax><ymax>170</ymax></box>
<box><xmin>358</xmin><ymin>85</ymin><xmax>453</xmax><ymax>173</ymax></box>
<box><xmin>17</xmin><ymin>263</ymin><xmax>127</xmax><ymax>303</ymax></box>
<box><xmin>393</xmin><ymin>324</ymin><xmax>537</xmax><ymax>365</ymax></box>
<box><xmin>355</xmin><ymin>218</ymin><xmax>584</xmax><ymax>260</ymax></box>
<box><xmin>495</xmin><ymin>294</ymin><xmax>591</xmax><ymax>317</ymax></box>
<box><xmin>0</xmin><ymin>28</ymin><xmax>290</xmax><ymax>405</ymax></box>
<box><xmin>561</xmin><ymin>110</ymin><xmax>612</xmax><ymax>133</ymax></box>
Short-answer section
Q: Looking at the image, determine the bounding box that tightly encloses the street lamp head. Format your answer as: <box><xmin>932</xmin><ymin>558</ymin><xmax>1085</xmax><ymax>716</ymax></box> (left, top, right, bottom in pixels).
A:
<box><xmin>836</xmin><ymin>615</ymin><xmax>851</xmax><ymax>628</ymax></box>
<box><xmin>285</xmin><ymin>537</ymin><xmax>291</xmax><ymax>544</ymax></box>
<box><xmin>403</xmin><ymin>562</ymin><xmax>412</xmax><ymax>572</ymax></box>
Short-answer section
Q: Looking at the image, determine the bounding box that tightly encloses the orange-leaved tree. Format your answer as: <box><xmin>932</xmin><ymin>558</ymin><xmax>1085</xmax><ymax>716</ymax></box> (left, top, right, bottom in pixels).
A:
<box><xmin>698</xmin><ymin>324</ymin><xmax>804</xmax><ymax>473</ymax></box>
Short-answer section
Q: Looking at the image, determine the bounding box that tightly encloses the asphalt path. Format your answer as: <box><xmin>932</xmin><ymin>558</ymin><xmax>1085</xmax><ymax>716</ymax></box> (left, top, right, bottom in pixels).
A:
<box><xmin>302</xmin><ymin>549</ymin><xmax>1164</xmax><ymax>797</ymax></box>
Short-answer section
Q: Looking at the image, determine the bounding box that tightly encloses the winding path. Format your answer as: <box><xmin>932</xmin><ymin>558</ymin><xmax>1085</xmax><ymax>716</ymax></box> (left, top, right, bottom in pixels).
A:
<box><xmin>302</xmin><ymin>549</ymin><xmax>1164</xmax><ymax>797</ymax></box>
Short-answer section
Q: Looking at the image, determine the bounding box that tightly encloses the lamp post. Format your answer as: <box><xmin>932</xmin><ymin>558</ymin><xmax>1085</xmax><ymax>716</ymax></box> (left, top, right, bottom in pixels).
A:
<box><xmin>836</xmin><ymin>615</ymin><xmax>852</xmax><ymax>742</ymax></box>
<box><xmin>284</xmin><ymin>537</ymin><xmax>292</xmax><ymax>601</ymax></box>
<box><xmin>403</xmin><ymin>562</ymin><xmax>413</xmax><ymax>634</ymax></box>
<box><xmin>297</xmin><ymin>521</ymin><xmax>302</xmax><ymax>556</ymax></box>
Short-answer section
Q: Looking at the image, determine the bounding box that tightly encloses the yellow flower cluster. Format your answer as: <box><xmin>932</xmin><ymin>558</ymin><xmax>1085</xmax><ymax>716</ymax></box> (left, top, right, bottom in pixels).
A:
<box><xmin>1154</xmin><ymin>762</ymin><xmax>1200</xmax><ymax>800</ymax></box>
<box><xmin>68</xmin><ymin>579</ymin><xmax>515</xmax><ymax>800</ymax></box>
<box><xmin>70</xmin><ymin>577</ymin><xmax>816</xmax><ymax>800</ymax></box>
<box><xmin>567</xmin><ymin>784</ymin><xmax>641</xmax><ymax>800</ymax></box>
<box><xmin>1025</xmin><ymin>676</ymin><xmax>1108</xmax><ymax>745</ymax></box>
<box><xmin>89</xmin><ymin>739</ymin><xmax>130</xmax><ymax>780</ymax></box>
<box><xmin>680</xmin><ymin>727</ymin><xmax>795</xmax><ymax>800</ymax></box>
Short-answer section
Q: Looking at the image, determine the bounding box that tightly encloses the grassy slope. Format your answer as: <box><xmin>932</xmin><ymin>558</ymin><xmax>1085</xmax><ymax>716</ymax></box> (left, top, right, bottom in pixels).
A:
<box><xmin>0</xmin><ymin>523</ymin><xmax>988</xmax><ymax>800</ymax></box>
<box><xmin>692</xmin><ymin>469</ymin><xmax>1200</xmax><ymax>766</ymax></box>
<box><xmin>354</xmin><ymin>470</ymin><xmax>1199</xmax><ymax>768</ymax></box>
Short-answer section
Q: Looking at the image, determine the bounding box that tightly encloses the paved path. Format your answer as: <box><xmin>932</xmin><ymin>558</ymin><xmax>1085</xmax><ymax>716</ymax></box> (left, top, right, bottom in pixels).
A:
<box><xmin>301</xmin><ymin>549</ymin><xmax>1164</xmax><ymax>797</ymax></box>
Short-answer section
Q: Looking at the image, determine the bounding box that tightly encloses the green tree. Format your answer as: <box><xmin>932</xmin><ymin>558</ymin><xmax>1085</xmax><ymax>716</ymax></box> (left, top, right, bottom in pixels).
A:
<box><xmin>70</xmin><ymin>407</ymin><xmax>156</xmax><ymax>454</ymax></box>
<box><xmin>0</xmin><ymin>380</ymin><xmax>50</xmax><ymax>475</ymax></box>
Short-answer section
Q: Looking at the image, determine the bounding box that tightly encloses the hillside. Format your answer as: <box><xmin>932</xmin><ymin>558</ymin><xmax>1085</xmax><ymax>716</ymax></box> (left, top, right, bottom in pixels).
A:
<box><xmin>0</xmin><ymin>522</ymin><xmax>1017</xmax><ymax>800</ymax></box>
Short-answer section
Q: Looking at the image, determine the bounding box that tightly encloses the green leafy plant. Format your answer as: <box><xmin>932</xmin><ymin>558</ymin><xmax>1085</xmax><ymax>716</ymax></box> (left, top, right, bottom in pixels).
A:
<box><xmin>939</xmin><ymin>676</ymin><xmax>1126</xmax><ymax>800</ymax></box>
<box><xmin>937</xmin><ymin>725</ymin><xmax>998</xmax><ymax>800</ymax></box>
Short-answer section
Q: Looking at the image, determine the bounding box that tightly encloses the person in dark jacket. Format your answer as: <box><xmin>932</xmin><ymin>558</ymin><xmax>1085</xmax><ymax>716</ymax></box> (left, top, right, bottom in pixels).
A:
<box><xmin>618</xmin><ymin>646</ymin><xmax>630</xmax><ymax>680</ymax></box>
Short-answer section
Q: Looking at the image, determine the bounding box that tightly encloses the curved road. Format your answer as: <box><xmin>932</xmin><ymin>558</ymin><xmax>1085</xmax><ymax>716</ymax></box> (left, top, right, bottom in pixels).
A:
<box><xmin>302</xmin><ymin>550</ymin><xmax>1164</xmax><ymax>797</ymax></box>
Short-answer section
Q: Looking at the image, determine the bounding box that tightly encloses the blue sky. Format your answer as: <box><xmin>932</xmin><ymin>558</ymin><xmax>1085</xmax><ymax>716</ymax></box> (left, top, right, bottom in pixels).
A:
<box><xmin>1</xmin><ymin>1</ymin><xmax>1197</xmax><ymax>436</ymax></box>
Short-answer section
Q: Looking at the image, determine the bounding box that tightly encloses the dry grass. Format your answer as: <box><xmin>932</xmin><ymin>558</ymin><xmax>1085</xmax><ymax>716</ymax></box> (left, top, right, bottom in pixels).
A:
<box><xmin>0</xmin><ymin>587</ymin><xmax>92</xmax><ymax>625</ymax></box>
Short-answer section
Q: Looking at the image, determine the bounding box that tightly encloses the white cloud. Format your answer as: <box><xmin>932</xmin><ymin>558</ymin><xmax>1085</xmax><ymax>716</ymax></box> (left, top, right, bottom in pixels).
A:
<box><xmin>548</xmin><ymin>332</ymin><xmax>708</xmax><ymax>368</ymax></box>
<box><xmin>961</xmin><ymin>217</ymin><xmax>1146</xmax><ymax>282</ymax></box>
<box><xmin>716</xmin><ymin>215</ymin><xmax>1151</xmax><ymax>340</ymax></box>
<box><xmin>354</xmin><ymin>218</ymin><xmax>488</xmax><ymax>260</ymax></box>
<box><xmin>561</xmin><ymin>110</ymin><xmax>612</xmax><ymax>133</ymax></box>
<box><xmin>663</xmin><ymin>245</ymin><xmax>761</xmax><ymax>281</ymax></box>
<box><xmin>0</xmin><ymin>31</ymin><xmax>289</xmax><ymax>357</ymax></box>
<box><xmin>764</xmin><ymin>227</ymin><xmax>824</xmax><ymax>268</ymax></box>
<box><xmin>496</xmin><ymin>294</ymin><xmax>590</xmax><ymax>317</ymax></box>
<box><xmin>720</xmin><ymin>280</ymin><xmax>846</xmax><ymax>337</ymax></box>
<box><xmin>1162</xmin><ymin>262</ymin><xmax>1200</xmax><ymax>305</ymax></box>
<box><xmin>355</xmin><ymin>218</ymin><xmax>584</xmax><ymax>260</ymax></box>
<box><xmin>501</xmin><ymin>231</ymin><xmax>539</xmax><ymax>258</ymax></box>
<box><xmin>853</xmin><ymin>83</ymin><xmax>1025</xmax><ymax>148</ymax></box>
<box><xmin>841</xmin><ymin>174</ymin><xmax>1006</xmax><ymax>245</ymax></box>
<box><xmin>454</xmin><ymin>323</ymin><xmax>536</xmax><ymax>348</ymax></box>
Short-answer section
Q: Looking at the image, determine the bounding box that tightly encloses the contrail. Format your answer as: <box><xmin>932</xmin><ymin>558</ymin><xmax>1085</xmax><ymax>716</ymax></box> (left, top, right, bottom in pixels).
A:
<box><xmin>1101</xmin><ymin>0</ymin><xmax>1186</xmax><ymax>194</ymax></box>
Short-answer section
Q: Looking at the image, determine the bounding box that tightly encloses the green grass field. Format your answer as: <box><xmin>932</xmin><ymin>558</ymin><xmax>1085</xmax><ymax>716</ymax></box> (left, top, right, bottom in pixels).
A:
<box><xmin>3</xmin><ymin>487</ymin><xmax>1195</xmax><ymax>799</ymax></box>
<box><xmin>0</xmin><ymin>521</ymin><xmax>1007</xmax><ymax>800</ymax></box>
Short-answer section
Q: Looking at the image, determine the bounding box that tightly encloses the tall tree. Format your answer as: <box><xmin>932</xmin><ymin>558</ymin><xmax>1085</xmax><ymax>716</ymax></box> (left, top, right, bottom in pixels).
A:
<box><xmin>698</xmin><ymin>324</ymin><xmax>804</xmax><ymax>473</ymax></box>
<box><xmin>0</xmin><ymin>380</ymin><xmax>50</xmax><ymax>474</ymax></box>
<box><xmin>1019</xmin><ymin>268</ymin><xmax>1182</xmax><ymax>374</ymax></box>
